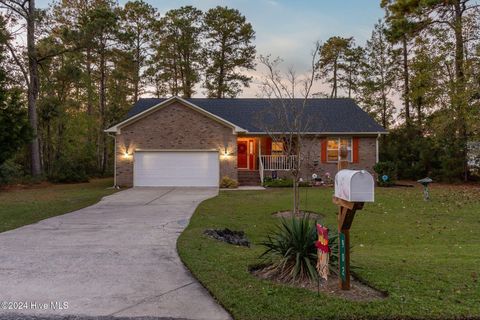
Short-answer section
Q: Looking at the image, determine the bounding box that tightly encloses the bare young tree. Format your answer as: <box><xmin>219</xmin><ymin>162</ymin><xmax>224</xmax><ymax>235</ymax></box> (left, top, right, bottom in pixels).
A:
<box><xmin>258</xmin><ymin>42</ymin><xmax>320</xmax><ymax>214</ymax></box>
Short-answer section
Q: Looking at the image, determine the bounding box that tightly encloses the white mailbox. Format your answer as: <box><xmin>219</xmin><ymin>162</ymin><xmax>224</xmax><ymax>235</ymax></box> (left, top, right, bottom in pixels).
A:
<box><xmin>334</xmin><ymin>169</ymin><xmax>374</xmax><ymax>202</ymax></box>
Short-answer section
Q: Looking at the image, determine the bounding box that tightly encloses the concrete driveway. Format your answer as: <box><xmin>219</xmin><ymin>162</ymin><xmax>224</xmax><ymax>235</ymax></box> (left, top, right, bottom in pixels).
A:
<box><xmin>0</xmin><ymin>187</ymin><xmax>231</xmax><ymax>320</ymax></box>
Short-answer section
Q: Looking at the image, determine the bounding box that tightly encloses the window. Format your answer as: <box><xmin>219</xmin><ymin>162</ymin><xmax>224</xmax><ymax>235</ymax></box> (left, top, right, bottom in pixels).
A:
<box><xmin>271</xmin><ymin>141</ymin><xmax>284</xmax><ymax>154</ymax></box>
<box><xmin>327</xmin><ymin>138</ymin><xmax>352</xmax><ymax>162</ymax></box>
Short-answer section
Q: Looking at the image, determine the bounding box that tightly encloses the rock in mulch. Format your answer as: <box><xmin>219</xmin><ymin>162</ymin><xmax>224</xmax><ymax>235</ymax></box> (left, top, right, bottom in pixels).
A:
<box><xmin>204</xmin><ymin>228</ymin><xmax>250</xmax><ymax>247</ymax></box>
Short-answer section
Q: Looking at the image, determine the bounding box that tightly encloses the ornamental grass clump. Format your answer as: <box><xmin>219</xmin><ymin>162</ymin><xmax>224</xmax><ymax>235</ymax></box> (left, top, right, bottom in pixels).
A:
<box><xmin>259</xmin><ymin>215</ymin><xmax>340</xmax><ymax>284</ymax></box>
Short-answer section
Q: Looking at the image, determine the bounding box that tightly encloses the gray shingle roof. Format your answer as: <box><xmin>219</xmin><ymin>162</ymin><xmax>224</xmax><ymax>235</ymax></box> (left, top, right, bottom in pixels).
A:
<box><xmin>125</xmin><ymin>98</ymin><xmax>386</xmax><ymax>134</ymax></box>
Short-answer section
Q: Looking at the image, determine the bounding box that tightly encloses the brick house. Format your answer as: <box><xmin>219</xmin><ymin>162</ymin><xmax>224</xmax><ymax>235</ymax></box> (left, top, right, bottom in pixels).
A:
<box><xmin>105</xmin><ymin>96</ymin><xmax>387</xmax><ymax>187</ymax></box>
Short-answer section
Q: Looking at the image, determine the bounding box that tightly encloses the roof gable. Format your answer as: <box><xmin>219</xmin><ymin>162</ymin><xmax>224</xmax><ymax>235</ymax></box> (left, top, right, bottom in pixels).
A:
<box><xmin>105</xmin><ymin>97</ymin><xmax>246</xmax><ymax>133</ymax></box>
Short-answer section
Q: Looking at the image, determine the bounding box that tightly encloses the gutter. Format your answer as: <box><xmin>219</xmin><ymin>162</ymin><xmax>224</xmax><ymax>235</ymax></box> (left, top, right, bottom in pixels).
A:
<box><xmin>241</xmin><ymin>131</ymin><xmax>388</xmax><ymax>136</ymax></box>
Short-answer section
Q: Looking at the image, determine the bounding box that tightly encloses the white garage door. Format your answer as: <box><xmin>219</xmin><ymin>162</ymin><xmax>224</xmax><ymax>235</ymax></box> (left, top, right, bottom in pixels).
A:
<box><xmin>133</xmin><ymin>151</ymin><xmax>219</xmax><ymax>187</ymax></box>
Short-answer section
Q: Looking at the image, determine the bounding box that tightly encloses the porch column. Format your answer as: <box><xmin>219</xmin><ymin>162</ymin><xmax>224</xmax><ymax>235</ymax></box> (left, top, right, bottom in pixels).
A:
<box><xmin>259</xmin><ymin>139</ymin><xmax>263</xmax><ymax>183</ymax></box>
<box><xmin>258</xmin><ymin>139</ymin><xmax>262</xmax><ymax>169</ymax></box>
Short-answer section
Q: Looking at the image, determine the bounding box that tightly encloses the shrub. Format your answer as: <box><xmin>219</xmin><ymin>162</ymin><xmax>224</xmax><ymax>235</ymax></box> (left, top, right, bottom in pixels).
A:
<box><xmin>263</xmin><ymin>178</ymin><xmax>291</xmax><ymax>187</ymax></box>
<box><xmin>220</xmin><ymin>176</ymin><xmax>238</xmax><ymax>188</ymax></box>
<box><xmin>0</xmin><ymin>159</ymin><xmax>23</xmax><ymax>185</ymax></box>
<box><xmin>373</xmin><ymin>161</ymin><xmax>397</xmax><ymax>186</ymax></box>
<box><xmin>0</xmin><ymin>90</ymin><xmax>32</xmax><ymax>166</ymax></box>
<box><xmin>48</xmin><ymin>157</ymin><xmax>89</xmax><ymax>183</ymax></box>
<box><xmin>263</xmin><ymin>178</ymin><xmax>310</xmax><ymax>188</ymax></box>
<box><xmin>259</xmin><ymin>215</ymin><xmax>341</xmax><ymax>283</ymax></box>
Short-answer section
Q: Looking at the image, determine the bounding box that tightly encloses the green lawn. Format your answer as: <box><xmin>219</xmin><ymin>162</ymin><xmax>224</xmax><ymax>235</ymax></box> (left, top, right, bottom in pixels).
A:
<box><xmin>178</xmin><ymin>185</ymin><xmax>480</xmax><ymax>320</ymax></box>
<box><xmin>0</xmin><ymin>178</ymin><xmax>117</xmax><ymax>233</ymax></box>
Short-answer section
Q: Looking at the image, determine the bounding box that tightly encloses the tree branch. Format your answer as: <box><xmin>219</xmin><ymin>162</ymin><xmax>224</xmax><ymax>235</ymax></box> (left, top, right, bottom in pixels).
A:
<box><xmin>5</xmin><ymin>40</ymin><xmax>29</xmax><ymax>87</ymax></box>
<box><xmin>0</xmin><ymin>0</ymin><xmax>28</xmax><ymax>19</ymax></box>
<box><xmin>37</xmin><ymin>45</ymin><xmax>85</xmax><ymax>63</ymax></box>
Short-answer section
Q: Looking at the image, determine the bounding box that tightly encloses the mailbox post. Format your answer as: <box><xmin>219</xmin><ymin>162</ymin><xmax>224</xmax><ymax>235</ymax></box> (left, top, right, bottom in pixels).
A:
<box><xmin>333</xmin><ymin>148</ymin><xmax>374</xmax><ymax>290</ymax></box>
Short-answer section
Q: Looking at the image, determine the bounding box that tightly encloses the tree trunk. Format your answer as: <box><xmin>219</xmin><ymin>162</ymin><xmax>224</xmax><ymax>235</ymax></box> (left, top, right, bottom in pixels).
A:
<box><xmin>99</xmin><ymin>44</ymin><xmax>107</xmax><ymax>174</ymax></box>
<box><xmin>332</xmin><ymin>59</ymin><xmax>338</xmax><ymax>98</ymax></box>
<box><xmin>216</xmin><ymin>38</ymin><xmax>226</xmax><ymax>98</ymax></box>
<box><xmin>172</xmin><ymin>43</ymin><xmax>179</xmax><ymax>96</ymax></box>
<box><xmin>86</xmin><ymin>48</ymin><xmax>93</xmax><ymax>115</ymax></box>
<box><xmin>348</xmin><ymin>61</ymin><xmax>352</xmax><ymax>98</ymax></box>
<box><xmin>184</xmin><ymin>51</ymin><xmax>192</xmax><ymax>98</ymax></box>
<box><xmin>292</xmin><ymin>148</ymin><xmax>302</xmax><ymax>215</ymax></box>
<box><xmin>382</xmin><ymin>92</ymin><xmax>387</xmax><ymax>129</ymax></box>
<box><xmin>27</xmin><ymin>0</ymin><xmax>42</xmax><ymax>176</ymax></box>
<box><xmin>453</xmin><ymin>2</ymin><xmax>468</xmax><ymax>181</ymax></box>
<box><xmin>134</xmin><ymin>36</ymin><xmax>141</xmax><ymax>102</ymax></box>
<box><xmin>292</xmin><ymin>181</ymin><xmax>298</xmax><ymax>215</ymax></box>
<box><xmin>46</xmin><ymin>121</ymin><xmax>51</xmax><ymax>175</ymax></box>
<box><xmin>417</xmin><ymin>97</ymin><xmax>423</xmax><ymax>127</ymax></box>
<box><xmin>402</xmin><ymin>36</ymin><xmax>411</xmax><ymax>126</ymax></box>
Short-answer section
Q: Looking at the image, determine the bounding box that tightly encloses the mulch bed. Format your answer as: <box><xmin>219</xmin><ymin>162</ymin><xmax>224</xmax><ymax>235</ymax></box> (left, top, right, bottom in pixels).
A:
<box><xmin>250</xmin><ymin>264</ymin><xmax>387</xmax><ymax>302</ymax></box>
<box><xmin>204</xmin><ymin>228</ymin><xmax>250</xmax><ymax>247</ymax></box>
<box><xmin>250</xmin><ymin>265</ymin><xmax>388</xmax><ymax>301</ymax></box>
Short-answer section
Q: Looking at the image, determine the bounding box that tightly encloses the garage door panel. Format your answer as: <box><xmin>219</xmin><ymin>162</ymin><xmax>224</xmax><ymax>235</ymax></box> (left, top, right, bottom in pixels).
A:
<box><xmin>135</xmin><ymin>170</ymin><xmax>213</xmax><ymax>180</ymax></box>
<box><xmin>133</xmin><ymin>151</ymin><xmax>219</xmax><ymax>187</ymax></box>
<box><xmin>139</xmin><ymin>153</ymin><xmax>214</xmax><ymax>168</ymax></box>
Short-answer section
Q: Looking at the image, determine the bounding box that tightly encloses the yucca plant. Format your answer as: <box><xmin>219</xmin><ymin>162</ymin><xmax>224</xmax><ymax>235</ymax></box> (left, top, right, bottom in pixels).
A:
<box><xmin>259</xmin><ymin>215</ymin><xmax>318</xmax><ymax>283</ymax></box>
<box><xmin>259</xmin><ymin>214</ymin><xmax>341</xmax><ymax>283</ymax></box>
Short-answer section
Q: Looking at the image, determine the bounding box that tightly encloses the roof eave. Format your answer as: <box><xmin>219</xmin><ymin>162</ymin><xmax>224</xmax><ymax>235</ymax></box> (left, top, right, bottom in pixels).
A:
<box><xmin>241</xmin><ymin>131</ymin><xmax>388</xmax><ymax>135</ymax></box>
<box><xmin>104</xmin><ymin>127</ymin><xmax>118</xmax><ymax>133</ymax></box>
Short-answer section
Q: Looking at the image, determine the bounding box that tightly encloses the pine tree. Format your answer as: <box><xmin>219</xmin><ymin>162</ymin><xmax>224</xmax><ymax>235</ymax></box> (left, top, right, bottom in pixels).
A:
<box><xmin>203</xmin><ymin>6</ymin><xmax>256</xmax><ymax>98</ymax></box>
<box><xmin>1</xmin><ymin>0</ymin><xmax>42</xmax><ymax>176</ymax></box>
<box><xmin>358</xmin><ymin>21</ymin><xmax>398</xmax><ymax>129</ymax></box>
<box><xmin>317</xmin><ymin>36</ymin><xmax>353</xmax><ymax>98</ymax></box>
<box><xmin>0</xmin><ymin>17</ymin><xmax>31</xmax><ymax>166</ymax></box>
<box><xmin>149</xmin><ymin>6</ymin><xmax>203</xmax><ymax>98</ymax></box>
<box><xmin>120</xmin><ymin>0</ymin><xmax>158</xmax><ymax>102</ymax></box>
<box><xmin>342</xmin><ymin>45</ymin><xmax>364</xmax><ymax>99</ymax></box>
<box><xmin>382</xmin><ymin>0</ymin><xmax>478</xmax><ymax>180</ymax></box>
<box><xmin>409</xmin><ymin>36</ymin><xmax>442</xmax><ymax>128</ymax></box>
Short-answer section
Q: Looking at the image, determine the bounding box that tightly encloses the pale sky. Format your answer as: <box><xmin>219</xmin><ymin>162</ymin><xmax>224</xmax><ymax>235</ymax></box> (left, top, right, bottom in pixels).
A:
<box><xmin>35</xmin><ymin>0</ymin><xmax>386</xmax><ymax>98</ymax></box>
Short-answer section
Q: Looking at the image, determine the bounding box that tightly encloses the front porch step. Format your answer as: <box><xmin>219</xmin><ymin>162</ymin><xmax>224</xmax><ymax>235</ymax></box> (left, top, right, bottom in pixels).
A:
<box><xmin>238</xmin><ymin>171</ymin><xmax>261</xmax><ymax>186</ymax></box>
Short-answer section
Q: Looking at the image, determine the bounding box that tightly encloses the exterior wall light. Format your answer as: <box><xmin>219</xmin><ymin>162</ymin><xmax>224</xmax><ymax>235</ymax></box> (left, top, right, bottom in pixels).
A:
<box><xmin>220</xmin><ymin>143</ymin><xmax>231</xmax><ymax>159</ymax></box>
<box><xmin>123</xmin><ymin>141</ymin><xmax>133</xmax><ymax>159</ymax></box>
<box><xmin>221</xmin><ymin>150</ymin><xmax>230</xmax><ymax>159</ymax></box>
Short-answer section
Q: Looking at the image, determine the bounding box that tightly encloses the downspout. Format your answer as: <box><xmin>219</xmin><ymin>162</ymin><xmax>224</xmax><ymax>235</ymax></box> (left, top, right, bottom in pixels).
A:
<box><xmin>376</xmin><ymin>134</ymin><xmax>380</xmax><ymax>163</ymax></box>
<box><xmin>107</xmin><ymin>132</ymin><xmax>117</xmax><ymax>188</ymax></box>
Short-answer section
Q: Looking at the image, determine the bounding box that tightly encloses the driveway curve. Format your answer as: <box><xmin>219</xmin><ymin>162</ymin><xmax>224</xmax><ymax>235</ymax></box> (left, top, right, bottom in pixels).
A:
<box><xmin>0</xmin><ymin>187</ymin><xmax>230</xmax><ymax>320</ymax></box>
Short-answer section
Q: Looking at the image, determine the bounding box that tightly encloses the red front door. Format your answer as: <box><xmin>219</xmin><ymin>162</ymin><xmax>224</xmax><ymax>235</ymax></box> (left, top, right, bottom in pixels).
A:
<box><xmin>237</xmin><ymin>141</ymin><xmax>248</xmax><ymax>169</ymax></box>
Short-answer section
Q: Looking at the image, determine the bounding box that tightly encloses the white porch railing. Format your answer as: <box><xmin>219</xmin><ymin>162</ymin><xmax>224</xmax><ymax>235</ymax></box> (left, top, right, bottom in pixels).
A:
<box><xmin>260</xmin><ymin>155</ymin><xmax>298</xmax><ymax>171</ymax></box>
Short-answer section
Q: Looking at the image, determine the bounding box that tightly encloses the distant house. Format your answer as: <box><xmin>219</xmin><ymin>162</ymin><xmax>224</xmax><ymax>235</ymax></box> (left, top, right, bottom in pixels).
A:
<box><xmin>105</xmin><ymin>96</ymin><xmax>387</xmax><ymax>187</ymax></box>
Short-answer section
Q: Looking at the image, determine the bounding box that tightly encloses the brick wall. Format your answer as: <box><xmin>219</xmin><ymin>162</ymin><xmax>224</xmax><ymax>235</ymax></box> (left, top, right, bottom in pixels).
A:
<box><xmin>306</xmin><ymin>136</ymin><xmax>377</xmax><ymax>178</ymax></box>
<box><xmin>115</xmin><ymin>102</ymin><xmax>237</xmax><ymax>187</ymax></box>
<box><xmin>263</xmin><ymin>136</ymin><xmax>378</xmax><ymax>181</ymax></box>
